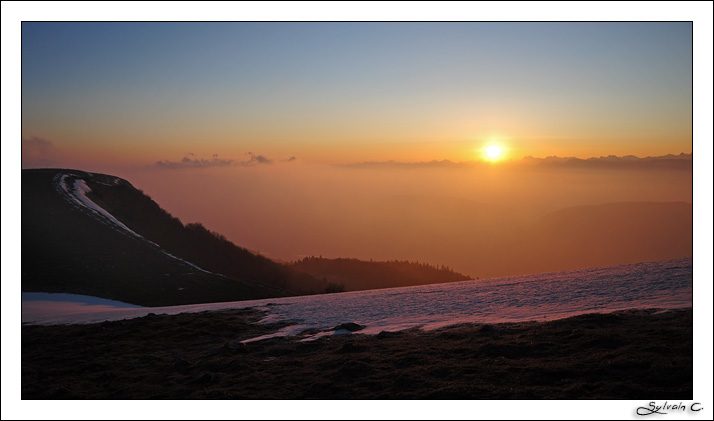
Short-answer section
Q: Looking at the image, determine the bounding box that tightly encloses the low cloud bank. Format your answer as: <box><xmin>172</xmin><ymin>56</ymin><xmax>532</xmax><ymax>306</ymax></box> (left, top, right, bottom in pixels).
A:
<box><xmin>152</xmin><ymin>153</ymin><xmax>296</xmax><ymax>169</ymax></box>
<box><xmin>342</xmin><ymin>153</ymin><xmax>692</xmax><ymax>171</ymax></box>
<box><xmin>155</xmin><ymin>155</ymin><xmax>235</xmax><ymax>169</ymax></box>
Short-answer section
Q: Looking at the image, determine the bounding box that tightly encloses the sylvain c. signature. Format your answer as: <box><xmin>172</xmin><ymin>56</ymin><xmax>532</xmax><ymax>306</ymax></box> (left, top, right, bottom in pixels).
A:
<box><xmin>637</xmin><ymin>401</ymin><xmax>703</xmax><ymax>416</ymax></box>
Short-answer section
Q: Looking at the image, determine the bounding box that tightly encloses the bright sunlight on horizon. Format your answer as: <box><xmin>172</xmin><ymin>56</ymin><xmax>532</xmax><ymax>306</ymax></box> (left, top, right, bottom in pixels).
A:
<box><xmin>483</xmin><ymin>143</ymin><xmax>506</xmax><ymax>162</ymax></box>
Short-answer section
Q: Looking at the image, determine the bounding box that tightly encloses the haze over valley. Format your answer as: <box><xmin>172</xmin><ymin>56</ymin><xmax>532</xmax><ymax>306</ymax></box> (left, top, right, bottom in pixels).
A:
<box><xmin>107</xmin><ymin>153</ymin><xmax>692</xmax><ymax>281</ymax></box>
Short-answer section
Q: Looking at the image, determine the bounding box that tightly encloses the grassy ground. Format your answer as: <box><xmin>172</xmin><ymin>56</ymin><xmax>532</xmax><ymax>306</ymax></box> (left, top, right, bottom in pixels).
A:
<box><xmin>22</xmin><ymin>308</ymin><xmax>692</xmax><ymax>399</ymax></box>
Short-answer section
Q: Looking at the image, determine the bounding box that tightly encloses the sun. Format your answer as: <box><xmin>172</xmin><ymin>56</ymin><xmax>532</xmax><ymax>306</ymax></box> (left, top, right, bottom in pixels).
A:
<box><xmin>484</xmin><ymin>144</ymin><xmax>504</xmax><ymax>162</ymax></box>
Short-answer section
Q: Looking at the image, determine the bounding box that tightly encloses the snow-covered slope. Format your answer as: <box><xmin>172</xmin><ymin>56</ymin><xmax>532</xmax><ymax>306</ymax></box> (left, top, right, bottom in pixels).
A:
<box><xmin>23</xmin><ymin>258</ymin><xmax>692</xmax><ymax>344</ymax></box>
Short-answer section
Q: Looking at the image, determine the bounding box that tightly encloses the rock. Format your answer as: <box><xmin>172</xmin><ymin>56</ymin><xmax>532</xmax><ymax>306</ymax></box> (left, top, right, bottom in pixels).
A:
<box><xmin>332</xmin><ymin>322</ymin><xmax>364</xmax><ymax>332</ymax></box>
<box><xmin>224</xmin><ymin>340</ymin><xmax>249</xmax><ymax>353</ymax></box>
<box><xmin>377</xmin><ymin>330</ymin><xmax>403</xmax><ymax>339</ymax></box>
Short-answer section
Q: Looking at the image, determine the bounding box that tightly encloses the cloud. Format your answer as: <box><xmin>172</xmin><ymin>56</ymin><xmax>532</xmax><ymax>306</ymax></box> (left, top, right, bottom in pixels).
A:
<box><xmin>152</xmin><ymin>152</ymin><xmax>290</xmax><ymax>169</ymax></box>
<box><xmin>340</xmin><ymin>154</ymin><xmax>693</xmax><ymax>171</ymax></box>
<box><xmin>22</xmin><ymin>136</ymin><xmax>61</xmax><ymax>168</ymax></box>
<box><xmin>154</xmin><ymin>155</ymin><xmax>235</xmax><ymax>169</ymax></box>
<box><xmin>244</xmin><ymin>152</ymin><xmax>273</xmax><ymax>166</ymax></box>
<box><xmin>517</xmin><ymin>153</ymin><xmax>692</xmax><ymax>170</ymax></box>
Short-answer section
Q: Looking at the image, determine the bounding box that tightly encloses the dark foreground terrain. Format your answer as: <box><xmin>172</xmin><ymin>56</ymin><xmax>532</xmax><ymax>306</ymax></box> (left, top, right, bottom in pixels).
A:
<box><xmin>22</xmin><ymin>308</ymin><xmax>692</xmax><ymax>399</ymax></box>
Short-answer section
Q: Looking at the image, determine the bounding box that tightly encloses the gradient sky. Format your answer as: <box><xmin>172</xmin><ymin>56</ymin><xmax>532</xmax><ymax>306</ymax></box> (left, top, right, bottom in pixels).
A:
<box><xmin>22</xmin><ymin>22</ymin><xmax>692</xmax><ymax>167</ymax></box>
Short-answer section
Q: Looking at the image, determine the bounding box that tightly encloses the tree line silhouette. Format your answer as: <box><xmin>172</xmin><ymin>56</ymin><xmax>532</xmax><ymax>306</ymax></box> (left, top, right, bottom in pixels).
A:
<box><xmin>290</xmin><ymin>256</ymin><xmax>471</xmax><ymax>292</ymax></box>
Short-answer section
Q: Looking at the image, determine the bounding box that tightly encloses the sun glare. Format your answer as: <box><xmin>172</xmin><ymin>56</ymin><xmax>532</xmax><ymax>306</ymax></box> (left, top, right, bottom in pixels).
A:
<box><xmin>484</xmin><ymin>144</ymin><xmax>503</xmax><ymax>162</ymax></box>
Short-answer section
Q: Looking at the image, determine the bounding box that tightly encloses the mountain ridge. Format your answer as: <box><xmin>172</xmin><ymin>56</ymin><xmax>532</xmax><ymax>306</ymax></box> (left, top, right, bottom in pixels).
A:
<box><xmin>22</xmin><ymin>168</ymin><xmax>477</xmax><ymax>305</ymax></box>
<box><xmin>22</xmin><ymin>169</ymin><xmax>310</xmax><ymax>306</ymax></box>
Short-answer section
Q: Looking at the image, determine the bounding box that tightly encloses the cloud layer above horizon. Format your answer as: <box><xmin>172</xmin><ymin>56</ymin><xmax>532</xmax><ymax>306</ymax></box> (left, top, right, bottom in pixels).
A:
<box><xmin>152</xmin><ymin>152</ymin><xmax>286</xmax><ymax>169</ymax></box>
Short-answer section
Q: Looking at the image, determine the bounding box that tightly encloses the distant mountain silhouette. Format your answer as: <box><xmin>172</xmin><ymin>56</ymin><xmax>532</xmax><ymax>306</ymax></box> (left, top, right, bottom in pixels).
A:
<box><xmin>343</xmin><ymin>153</ymin><xmax>692</xmax><ymax>170</ymax></box>
<box><xmin>518</xmin><ymin>153</ymin><xmax>692</xmax><ymax>170</ymax></box>
<box><xmin>22</xmin><ymin>169</ymin><xmax>325</xmax><ymax>306</ymax></box>
<box><xmin>289</xmin><ymin>257</ymin><xmax>471</xmax><ymax>292</ymax></box>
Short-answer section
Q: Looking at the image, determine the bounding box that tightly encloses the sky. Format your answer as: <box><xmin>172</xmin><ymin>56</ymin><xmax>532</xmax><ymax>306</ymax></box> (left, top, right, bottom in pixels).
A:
<box><xmin>21</xmin><ymin>21</ymin><xmax>693</xmax><ymax>168</ymax></box>
<box><xmin>17</xmin><ymin>20</ymin><xmax>698</xmax><ymax>279</ymax></box>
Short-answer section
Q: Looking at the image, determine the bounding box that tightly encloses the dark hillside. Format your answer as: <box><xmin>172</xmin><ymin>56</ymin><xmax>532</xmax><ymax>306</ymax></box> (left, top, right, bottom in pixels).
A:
<box><xmin>21</xmin><ymin>169</ymin><xmax>311</xmax><ymax>306</ymax></box>
<box><xmin>290</xmin><ymin>257</ymin><xmax>471</xmax><ymax>292</ymax></box>
<box><xmin>82</xmin><ymin>174</ymin><xmax>326</xmax><ymax>295</ymax></box>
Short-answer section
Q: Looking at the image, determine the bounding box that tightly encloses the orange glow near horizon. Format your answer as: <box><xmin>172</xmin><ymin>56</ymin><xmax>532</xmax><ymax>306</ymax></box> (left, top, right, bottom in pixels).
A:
<box><xmin>20</xmin><ymin>22</ymin><xmax>693</xmax><ymax>170</ymax></box>
<box><xmin>116</xmin><ymin>156</ymin><xmax>692</xmax><ymax>281</ymax></box>
<box><xmin>19</xmin><ymin>133</ymin><xmax>695</xmax><ymax>170</ymax></box>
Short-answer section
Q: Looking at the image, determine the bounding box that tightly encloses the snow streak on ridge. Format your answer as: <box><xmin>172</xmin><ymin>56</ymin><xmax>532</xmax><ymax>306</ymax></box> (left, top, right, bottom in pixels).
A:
<box><xmin>53</xmin><ymin>172</ymin><xmax>210</xmax><ymax>274</ymax></box>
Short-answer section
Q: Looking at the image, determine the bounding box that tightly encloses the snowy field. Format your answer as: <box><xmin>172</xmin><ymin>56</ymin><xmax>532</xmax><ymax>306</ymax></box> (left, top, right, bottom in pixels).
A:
<box><xmin>23</xmin><ymin>257</ymin><xmax>692</xmax><ymax>342</ymax></box>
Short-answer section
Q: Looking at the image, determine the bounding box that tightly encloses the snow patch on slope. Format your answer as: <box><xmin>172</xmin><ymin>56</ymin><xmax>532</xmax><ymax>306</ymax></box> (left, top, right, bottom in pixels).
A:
<box><xmin>73</xmin><ymin>179</ymin><xmax>142</xmax><ymax>237</ymax></box>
